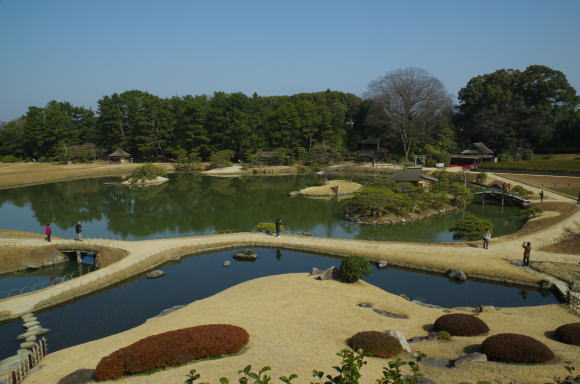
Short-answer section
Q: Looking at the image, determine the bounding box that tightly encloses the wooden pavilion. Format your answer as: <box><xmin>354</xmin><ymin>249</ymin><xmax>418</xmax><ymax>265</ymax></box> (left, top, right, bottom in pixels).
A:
<box><xmin>108</xmin><ymin>148</ymin><xmax>131</xmax><ymax>164</ymax></box>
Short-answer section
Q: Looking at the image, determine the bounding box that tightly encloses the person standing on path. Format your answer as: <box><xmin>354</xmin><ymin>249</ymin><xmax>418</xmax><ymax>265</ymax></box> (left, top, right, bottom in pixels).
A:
<box><xmin>483</xmin><ymin>230</ymin><xmax>491</xmax><ymax>249</ymax></box>
<box><xmin>522</xmin><ymin>241</ymin><xmax>532</xmax><ymax>266</ymax></box>
<box><xmin>75</xmin><ymin>221</ymin><xmax>83</xmax><ymax>241</ymax></box>
<box><xmin>540</xmin><ymin>190</ymin><xmax>544</xmax><ymax>202</ymax></box>
<box><xmin>44</xmin><ymin>224</ymin><xmax>52</xmax><ymax>242</ymax></box>
<box><xmin>275</xmin><ymin>218</ymin><xmax>282</xmax><ymax>237</ymax></box>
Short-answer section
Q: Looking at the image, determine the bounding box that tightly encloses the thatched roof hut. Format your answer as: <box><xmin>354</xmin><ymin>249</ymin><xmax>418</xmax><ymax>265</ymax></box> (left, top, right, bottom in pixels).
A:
<box><xmin>108</xmin><ymin>148</ymin><xmax>131</xmax><ymax>163</ymax></box>
<box><xmin>389</xmin><ymin>168</ymin><xmax>438</xmax><ymax>186</ymax></box>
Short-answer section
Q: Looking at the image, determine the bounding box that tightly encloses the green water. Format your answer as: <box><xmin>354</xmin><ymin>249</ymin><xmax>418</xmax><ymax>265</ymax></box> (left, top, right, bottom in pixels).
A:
<box><xmin>0</xmin><ymin>174</ymin><xmax>525</xmax><ymax>241</ymax></box>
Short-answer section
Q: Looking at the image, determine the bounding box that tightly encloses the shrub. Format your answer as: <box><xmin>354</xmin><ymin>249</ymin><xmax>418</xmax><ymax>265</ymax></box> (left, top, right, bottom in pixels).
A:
<box><xmin>339</xmin><ymin>256</ymin><xmax>372</xmax><ymax>283</ymax></box>
<box><xmin>450</xmin><ymin>214</ymin><xmax>493</xmax><ymax>240</ymax></box>
<box><xmin>255</xmin><ymin>222</ymin><xmax>284</xmax><ymax>234</ymax></box>
<box><xmin>94</xmin><ymin>324</ymin><xmax>249</xmax><ymax>381</ymax></box>
<box><xmin>437</xmin><ymin>331</ymin><xmax>453</xmax><ymax>341</ymax></box>
<box><xmin>511</xmin><ymin>185</ymin><xmax>534</xmax><ymax>199</ymax></box>
<box><xmin>129</xmin><ymin>164</ymin><xmax>167</xmax><ymax>182</ymax></box>
<box><xmin>433</xmin><ymin>314</ymin><xmax>489</xmax><ymax>336</ymax></box>
<box><xmin>481</xmin><ymin>333</ymin><xmax>555</xmax><ymax>363</ymax></box>
<box><xmin>475</xmin><ymin>172</ymin><xmax>487</xmax><ymax>184</ymax></box>
<box><xmin>0</xmin><ymin>155</ymin><xmax>20</xmax><ymax>163</ymax></box>
<box><xmin>209</xmin><ymin>150</ymin><xmax>235</xmax><ymax>169</ymax></box>
<box><xmin>555</xmin><ymin>323</ymin><xmax>580</xmax><ymax>346</ymax></box>
<box><xmin>347</xmin><ymin>331</ymin><xmax>403</xmax><ymax>358</ymax></box>
<box><xmin>519</xmin><ymin>206</ymin><xmax>544</xmax><ymax>219</ymax></box>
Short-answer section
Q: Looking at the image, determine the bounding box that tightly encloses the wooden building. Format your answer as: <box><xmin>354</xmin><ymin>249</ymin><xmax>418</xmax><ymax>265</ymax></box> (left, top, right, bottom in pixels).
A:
<box><xmin>450</xmin><ymin>142</ymin><xmax>495</xmax><ymax>166</ymax></box>
<box><xmin>389</xmin><ymin>167</ymin><xmax>438</xmax><ymax>188</ymax></box>
<box><xmin>108</xmin><ymin>148</ymin><xmax>131</xmax><ymax>164</ymax></box>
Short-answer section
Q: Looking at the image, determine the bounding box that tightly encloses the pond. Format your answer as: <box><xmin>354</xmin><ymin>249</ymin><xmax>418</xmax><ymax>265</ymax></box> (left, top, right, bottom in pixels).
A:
<box><xmin>0</xmin><ymin>174</ymin><xmax>525</xmax><ymax>242</ymax></box>
<box><xmin>0</xmin><ymin>248</ymin><xmax>558</xmax><ymax>360</ymax></box>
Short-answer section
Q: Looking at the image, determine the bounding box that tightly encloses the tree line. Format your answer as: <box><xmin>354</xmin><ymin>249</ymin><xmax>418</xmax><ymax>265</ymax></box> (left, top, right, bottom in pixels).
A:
<box><xmin>0</xmin><ymin>65</ymin><xmax>578</xmax><ymax>163</ymax></box>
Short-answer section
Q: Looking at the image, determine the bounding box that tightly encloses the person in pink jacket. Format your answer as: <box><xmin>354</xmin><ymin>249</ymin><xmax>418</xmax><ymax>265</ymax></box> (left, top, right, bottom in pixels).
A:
<box><xmin>44</xmin><ymin>224</ymin><xmax>52</xmax><ymax>242</ymax></box>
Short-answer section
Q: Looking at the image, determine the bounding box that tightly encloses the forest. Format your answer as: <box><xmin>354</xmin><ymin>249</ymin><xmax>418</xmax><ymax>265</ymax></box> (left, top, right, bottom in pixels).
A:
<box><xmin>0</xmin><ymin>65</ymin><xmax>578</xmax><ymax>163</ymax></box>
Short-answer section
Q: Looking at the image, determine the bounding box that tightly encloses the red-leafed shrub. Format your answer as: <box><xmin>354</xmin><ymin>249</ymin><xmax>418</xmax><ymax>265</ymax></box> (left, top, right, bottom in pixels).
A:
<box><xmin>347</xmin><ymin>331</ymin><xmax>402</xmax><ymax>358</ymax></box>
<box><xmin>555</xmin><ymin>323</ymin><xmax>580</xmax><ymax>346</ymax></box>
<box><xmin>94</xmin><ymin>324</ymin><xmax>249</xmax><ymax>381</ymax></box>
<box><xmin>481</xmin><ymin>333</ymin><xmax>555</xmax><ymax>363</ymax></box>
<box><xmin>433</xmin><ymin>314</ymin><xmax>489</xmax><ymax>336</ymax></box>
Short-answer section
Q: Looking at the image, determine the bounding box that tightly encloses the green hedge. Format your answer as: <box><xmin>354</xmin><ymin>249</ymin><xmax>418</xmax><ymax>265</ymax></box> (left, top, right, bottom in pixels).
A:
<box><xmin>481</xmin><ymin>160</ymin><xmax>580</xmax><ymax>173</ymax></box>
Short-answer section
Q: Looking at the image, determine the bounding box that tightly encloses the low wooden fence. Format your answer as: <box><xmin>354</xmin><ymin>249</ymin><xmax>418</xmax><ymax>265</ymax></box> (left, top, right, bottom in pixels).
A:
<box><xmin>6</xmin><ymin>338</ymin><xmax>47</xmax><ymax>384</ymax></box>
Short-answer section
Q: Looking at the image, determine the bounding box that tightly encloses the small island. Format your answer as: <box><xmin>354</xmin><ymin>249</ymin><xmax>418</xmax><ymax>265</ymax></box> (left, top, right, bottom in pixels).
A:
<box><xmin>299</xmin><ymin>179</ymin><xmax>362</xmax><ymax>197</ymax></box>
<box><xmin>122</xmin><ymin>164</ymin><xmax>169</xmax><ymax>186</ymax></box>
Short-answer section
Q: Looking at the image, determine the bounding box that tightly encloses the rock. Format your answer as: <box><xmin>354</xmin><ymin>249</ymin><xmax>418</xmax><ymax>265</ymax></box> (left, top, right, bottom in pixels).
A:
<box><xmin>377</xmin><ymin>260</ymin><xmax>388</xmax><ymax>269</ymax></box>
<box><xmin>223</xmin><ymin>260</ymin><xmax>231</xmax><ymax>267</ymax></box>
<box><xmin>24</xmin><ymin>335</ymin><xmax>37</xmax><ymax>342</ymax></box>
<box><xmin>16</xmin><ymin>349</ymin><xmax>31</xmax><ymax>356</ymax></box>
<box><xmin>318</xmin><ymin>266</ymin><xmax>340</xmax><ymax>281</ymax></box>
<box><xmin>421</xmin><ymin>357</ymin><xmax>452</xmax><ymax>368</ymax></box>
<box><xmin>20</xmin><ymin>342</ymin><xmax>36</xmax><ymax>349</ymax></box>
<box><xmin>407</xmin><ymin>336</ymin><xmax>430</xmax><ymax>343</ymax></box>
<box><xmin>233</xmin><ymin>249</ymin><xmax>258</xmax><ymax>261</ymax></box>
<box><xmin>561</xmin><ymin>376</ymin><xmax>580</xmax><ymax>384</ymax></box>
<box><xmin>22</xmin><ymin>321</ymin><xmax>40</xmax><ymax>328</ymax></box>
<box><xmin>21</xmin><ymin>313</ymin><xmax>35</xmax><ymax>321</ymax></box>
<box><xmin>417</xmin><ymin>378</ymin><xmax>439</xmax><ymax>384</ymax></box>
<box><xmin>302</xmin><ymin>232</ymin><xmax>312</xmax><ymax>236</ymax></box>
<box><xmin>428</xmin><ymin>332</ymin><xmax>438</xmax><ymax>341</ymax></box>
<box><xmin>33</xmin><ymin>328</ymin><xmax>50</xmax><ymax>335</ymax></box>
<box><xmin>310</xmin><ymin>267</ymin><xmax>323</xmax><ymax>275</ymax></box>
<box><xmin>25</xmin><ymin>264</ymin><xmax>40</xmax><ymax>270</ymax></box>
<box><xmin>446</xmin><ymin>269</ymin><xmax>467</xmax><ymax>281</ymax></box>
<box><xmin>538</xmin><ymin>279</ymin><xmax>551</xmax><ymax>289</ymax></box>
<box><xmin>399</xmin><ymin>294</ymin><xmax>410</xmax><ymax>301</ymax></box>
<box><xmin>477</xmin><ymin>305</ymin><xmax>497</xmax><ymax>313</ymax></box>
<box><xmin>357</xmin><ymin>302</ymin><xmax>373</xmax><ymax>308</ymax></box>
<box><xmin>384</xmin><ymin>330</ymin><xmax>412</xmax><ymax>353</ymax></box>
<box><xmin>27</xmin><ymin>325</ymin><xmax>41</xmax><ymax>332</ymax></box>
<box><xmin>373</xmin><ymin>309</ymin><xmax>409</xmax><ymax>319</ymax></box>
<box><xmin>412</xmin><ymin>300</ymin><xmax>443</xmax><ymax>309</ymax></box>
<box><xmin>453</xmin><ymin>352</ymin><xmax>487</xmax><ymax>367</ymax></box>
<box><xmin>17</xmin><ymin>331</ymin><xmax>36</xmax><ymax>340</ymax></box>
<box><xmin>146</xmin><ymin>270</ymin><xmax>166</xmax><ymax>279</ymax></box>
<box><xmin>570</xmin><ymin>280</ymin><xmax>580</xmax><ymax>293</ymax></box>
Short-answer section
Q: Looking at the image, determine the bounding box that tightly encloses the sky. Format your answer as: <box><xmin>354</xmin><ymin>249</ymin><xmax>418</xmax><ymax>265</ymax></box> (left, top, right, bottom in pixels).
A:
<box><xmin>1</xmin><ymin>0</ymin><xmax>579</xmax><ymax>122</ymax></box>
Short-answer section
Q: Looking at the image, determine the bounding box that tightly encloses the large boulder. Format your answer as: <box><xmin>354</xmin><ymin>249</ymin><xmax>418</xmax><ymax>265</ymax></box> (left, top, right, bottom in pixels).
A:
<box><xmin>233</xmin><ymin>249</ymin><xmax>258</xmax><ymax>261</ymax></box>
<box><xmin>446</xmin><ymin>269</ymin><xmax>467</xmax><ymax>281</ymax></box>
<box><xmin>146</xmin><ymin>270</ymin><xmax>165</xmax><ymax>279</ymax></box>
<box><xmin>318</xmin><ymin>266</ymin><xmax>340</xmax><ymax>281</ymax></box>
<box><xmin>570</xmin><ymin>281</ymin><xmax>580</xmax><ymax>293</ymax></box>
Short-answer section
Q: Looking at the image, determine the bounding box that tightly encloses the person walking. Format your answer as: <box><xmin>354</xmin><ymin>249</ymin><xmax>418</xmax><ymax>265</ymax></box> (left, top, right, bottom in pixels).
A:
<box><xmin>539</xmin><ymin>190</ymin><xmax>544</xmax><ymax>203</ymax></box>
<box><xmin>75</xmin><ymin>221</ymin><xmax>83</xmax><ymax>241</ymax></box>
<box><xmin>483</xmin><ymin>229</ymin><xmax>491</xmax><ymax>249</ymax></box>
<box><xmin>522</xmin><ymin>241</ymin><xmax>532</xmax><ymax>266</ymax></box>
<box><xmin>275</xmin><ymin>218</ymin><xmax>282</xmax><ymax>237</ymax></box>
<box><xmin>44</xmin><ymin>224</ymin><xmax>52</xmax><ymax>242</ymax></box>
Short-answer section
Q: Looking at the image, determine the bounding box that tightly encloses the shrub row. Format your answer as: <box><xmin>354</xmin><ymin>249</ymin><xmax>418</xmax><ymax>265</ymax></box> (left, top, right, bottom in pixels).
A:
<box><xmin>481</xmin><ymin>160</ymin><xmax>580</xmax><ymax>173</ymax></box>
<box><xmin>94</xmin><ymin>324</ymin><xmax>249</xmax><ymax>381</ymax></box>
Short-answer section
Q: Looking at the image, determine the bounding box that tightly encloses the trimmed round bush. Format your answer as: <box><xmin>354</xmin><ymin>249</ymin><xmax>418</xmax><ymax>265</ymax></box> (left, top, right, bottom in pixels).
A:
<box><xmin>339</xmin><ymin>256</ymin><xmax>372</xmax><ymax>283</ymax></box>
<box><xmin>555</xmin><ymin>322</ymin><xmax>580</xmax><ymax>346</ymax></box>
<box><xmin>347</xmin><ymin>331</ymin><xmax>402</xmax><ymax>358</ymax></box>
<box><xmin>0</xmin><ymin>155</ymin><xmax>20</xmax><ymax>163</ymax></box>
<box><xmin>433</xmin><ymin>314</ymin><xmax>489</xmax><ymax>336</ymax></box>
<box><xmin>94</xmin><ymin>324</ymin><xmax>249</xmax><ymax>381</ymax></box>
<box><xmin>481</xmin><ymin>333</ymin><xmax>555</xmax><ymax>363</ymax></box>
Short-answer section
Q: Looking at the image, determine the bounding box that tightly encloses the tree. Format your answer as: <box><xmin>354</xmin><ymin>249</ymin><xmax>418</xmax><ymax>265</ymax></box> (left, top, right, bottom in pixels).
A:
<box><xmin>457</xmin><ymin>65</ymin><xmax>579</xmax><ymax>152</ymax></box>
<box><xmin>365</xmin><ymin>68</ymin><xmax>452</xmax><ymax>161</ymax></box>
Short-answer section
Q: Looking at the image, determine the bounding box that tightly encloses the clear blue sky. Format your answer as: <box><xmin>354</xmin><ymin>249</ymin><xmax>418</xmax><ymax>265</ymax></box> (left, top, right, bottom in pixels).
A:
<box><xmin>1</xmin><ymin>0</ymin><xmax>579</xmax><ymax>121</ymax></box>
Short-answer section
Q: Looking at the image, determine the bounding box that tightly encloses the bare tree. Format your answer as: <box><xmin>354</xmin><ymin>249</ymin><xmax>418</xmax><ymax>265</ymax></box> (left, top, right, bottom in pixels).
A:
<box><xmin>365</xmin><ymin>68</ymin><xmax>451</xmax><ymax>161</ymax></box>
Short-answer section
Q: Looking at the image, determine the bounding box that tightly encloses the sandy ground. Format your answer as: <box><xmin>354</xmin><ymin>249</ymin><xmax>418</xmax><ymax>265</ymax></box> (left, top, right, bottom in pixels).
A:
<box><xmin>0</xmin><ymin>162</ymin><xmax>174</xmax><ymax>190</ymax></box>
<box><xmin>23</xmin><ymin>274</ymin><xmax>580</xmax><ymax>384</ymax></box>
<box><xmin>299</xmin><ymin>180</ymin><xmax>362</xmax><ymax>196</ymax></box>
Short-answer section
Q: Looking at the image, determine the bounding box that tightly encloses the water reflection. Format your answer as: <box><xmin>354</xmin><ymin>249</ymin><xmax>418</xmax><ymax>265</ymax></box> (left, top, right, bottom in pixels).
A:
<box><xmin>0</xmin><ymin>174</ymin><xmax>526</xmax><ymax>241</ymax></box>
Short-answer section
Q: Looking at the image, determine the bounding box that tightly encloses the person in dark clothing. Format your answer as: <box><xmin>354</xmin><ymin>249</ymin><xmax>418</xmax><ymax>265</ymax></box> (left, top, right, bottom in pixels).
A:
<box><xmin>539</xmin><ymin>190</ymin><xmax>544</xmax><ymax>202</ymax></box>
<box><xmin>75</xmin><ymin>221</ymin><xmax>83</xmax><ymax>241</ymax></box>
<box><xmin>44</xmin><ymin>224</ymin><xmax>52</xmax><ymax>242</ymax></box>
<box><xmin>275</xmin><ymin>218</ymin><xmax>282</xmax><ymax>237</ymax></box>
<box><xmin>522</xmin><ymin>241</ymin><xmax>532</xmax><ymax>266</ymax></box>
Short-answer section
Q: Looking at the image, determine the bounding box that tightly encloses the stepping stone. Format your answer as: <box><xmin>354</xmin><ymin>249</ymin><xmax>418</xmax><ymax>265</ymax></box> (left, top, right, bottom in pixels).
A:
<box><xmin>20</xmin><ymin>342</ymin><xmax>36</xmax><ymax>349</ymax></box>
<box><xmin>454</xmin><ymin>352</ymin><xmax>487</xmax><ymax>367</ymax></box>
<box><xmin>421</xmin><ymin>357</ymin><xmax>452</xmax><ymax>368</ymax></box>
<box><xmin>27</xmin><ymin>325</ymin><xmax>41</xmax><ymax>332</ymax></box>
<box><xmin>33</xmin><ymin>328</ymin><xmax>50</xmax><ymax>336</ymax></box>
<box><xmin>357</xmin><ymin>302</ymin><xmax>373</xmax><ymax>308</ymax></box>
<box><xmin>407</xmin><ymin>336</ymin><xmax>430</xmax><ymax>344</ymax></box>
<box><xmin>25</xmin><ymin>335</ymin><xmax>37</xmax><ymax>342</ymax></box>
<box><xmin>223</xmin><ymin>260</ymin><xmax>231</xmax><ymax>267</ymax></box>
<box><xmin>373</xmin><ymin>309</ymin><xmax>408</xmax><ymax>319</ymax></box>
<box><xmin>146</xmin><ymin>270</ymin><xmax>165</xmax><ymax>279</ymax></box>
<box><xmin>23</xmin><ymin>320</ymin><xmax>40</xmax><ymax>328</ymax></box>
<box><xmin>17</xmin><ymin>331</ymin><xmax>36</xmax><ymax>340</ymax></box>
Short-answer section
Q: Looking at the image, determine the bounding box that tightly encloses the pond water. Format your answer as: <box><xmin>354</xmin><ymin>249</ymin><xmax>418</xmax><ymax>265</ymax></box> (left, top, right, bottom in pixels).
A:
<box><xmin>0</xmin><ymin>174</ymin><xmax>525</xmax><ymax>242</ymax></box>
<box><xmin>0</xmin><ymin>248</ymin><xmax>558</xmax><ymax>360</ymax></box>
